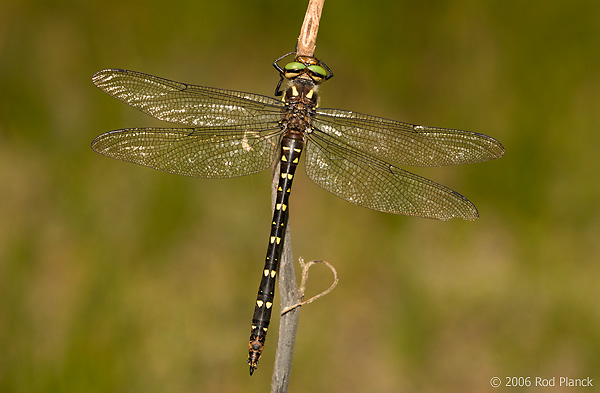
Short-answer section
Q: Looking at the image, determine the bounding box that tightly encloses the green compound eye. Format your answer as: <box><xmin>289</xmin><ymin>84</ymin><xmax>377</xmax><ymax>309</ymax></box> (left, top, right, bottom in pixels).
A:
<box><xmin>284</xmin><ymin>62</ymin><xmax>307</xmax><ymax>72</ymax></box>
<box><xmin>307</xmin><ymin>65</ymin><xmax>327</xmax><ymax>78</ymax></box>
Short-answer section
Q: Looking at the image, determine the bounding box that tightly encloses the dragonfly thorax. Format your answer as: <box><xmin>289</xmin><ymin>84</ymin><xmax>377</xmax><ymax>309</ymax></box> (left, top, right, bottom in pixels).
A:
<box><xmin>283</xmin><ymin>79</ymin><xmax>319</xmax><ymax>105</ymax></box>
<box><xmin>280</xmin><ymin>82</ymin><xmax>318</xmax><ymax>135</ymax></box>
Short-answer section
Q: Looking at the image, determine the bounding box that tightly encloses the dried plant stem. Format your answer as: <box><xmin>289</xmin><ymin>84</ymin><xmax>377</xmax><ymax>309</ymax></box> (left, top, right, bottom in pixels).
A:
<box><xmin>270</xmin><ymin>1</ymin><xmax>325</xmax><ymax>392</ymax></box>
<box><xmin>296</xmin><ymin>0</ymin><xmax>324</xmax><ymax>57</ymax></box>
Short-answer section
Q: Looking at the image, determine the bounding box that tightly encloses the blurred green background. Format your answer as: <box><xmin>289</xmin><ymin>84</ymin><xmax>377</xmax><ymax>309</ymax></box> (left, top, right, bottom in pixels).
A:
<box><xmin>1</xmin><ymin>0</ymin><xmax>599</xmax><ymax>392</ymax></box>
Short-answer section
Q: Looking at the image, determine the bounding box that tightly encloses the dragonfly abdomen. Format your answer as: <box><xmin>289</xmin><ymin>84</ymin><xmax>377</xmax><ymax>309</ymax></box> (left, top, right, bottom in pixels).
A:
<box><xmin>248</xmin><ymin>133</ymin><xmax>305</xmax><ymax>375</ymax></box>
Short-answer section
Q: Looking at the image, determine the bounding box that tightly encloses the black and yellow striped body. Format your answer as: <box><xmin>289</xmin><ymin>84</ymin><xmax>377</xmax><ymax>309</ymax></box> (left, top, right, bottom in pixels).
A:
<box><xmin>247</xmin><ymin>80</ymin><xmax>318</xmax><ymax>375</ymax></box>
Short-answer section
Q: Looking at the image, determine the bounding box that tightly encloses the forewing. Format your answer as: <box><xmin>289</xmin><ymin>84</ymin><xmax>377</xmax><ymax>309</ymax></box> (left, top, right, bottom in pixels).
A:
<box><xmin>304</xmin><ymin>132</ymin><xmax>479</xmax><ymax>220</ymax></box>
<box><xmin>92</xmin><ymin>69</ymin><xmax>284</xmax><ymax>127</ymax></box>
<box><xmin>314</xmin><ymin>108</ymin><xmax>504</xmax><ymax>167</ymax></box>
<box><xmin>91</xmin><ymin>127</ymin><xmax>281</xmax><ymax>178</ymax></box>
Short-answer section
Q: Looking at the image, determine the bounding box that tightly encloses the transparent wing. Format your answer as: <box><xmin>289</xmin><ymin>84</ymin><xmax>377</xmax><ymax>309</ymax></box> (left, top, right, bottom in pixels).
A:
<box><xmin>92</xmin><ymin>69</ymin><xmax>284</xmax><ymax>127</ymax></box>
<box><xmin>314</xmin><ymin>108</ymin><xmax>504</xmax><ymax>167</ymax></box>
<box><xmin>91</xmin><ymin>126</ymin><xmax>282</xmax><ymax>178</ymax></box>
<box><xmin>304</xmin><ymin>131</ymin><xmax>479</xmax><ymax>220</ymax></box>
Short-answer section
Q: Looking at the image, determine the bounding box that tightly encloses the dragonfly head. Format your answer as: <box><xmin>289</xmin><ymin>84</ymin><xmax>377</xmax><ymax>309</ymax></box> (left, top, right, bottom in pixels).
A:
<box><xmin>273</xmin><ymin>52</ymin><xmax>333</xmax><ymax>96</ymax></box>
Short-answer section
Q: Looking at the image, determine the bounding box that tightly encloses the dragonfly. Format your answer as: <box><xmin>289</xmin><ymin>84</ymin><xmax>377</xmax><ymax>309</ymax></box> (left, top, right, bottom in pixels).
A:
<box><xmin>91</xmin><ymin>51</ymin><xmax>504</xmax><ymax>375</ymax></box>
